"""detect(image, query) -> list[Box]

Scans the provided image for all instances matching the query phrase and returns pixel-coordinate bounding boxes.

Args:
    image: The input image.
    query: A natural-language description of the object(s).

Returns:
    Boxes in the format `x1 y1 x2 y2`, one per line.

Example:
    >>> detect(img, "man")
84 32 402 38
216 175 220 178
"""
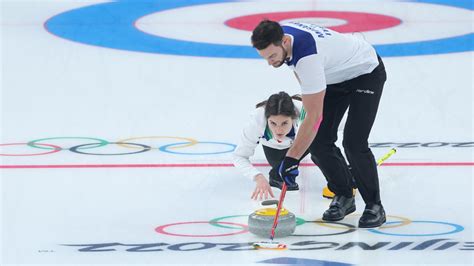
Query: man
251 20 387 228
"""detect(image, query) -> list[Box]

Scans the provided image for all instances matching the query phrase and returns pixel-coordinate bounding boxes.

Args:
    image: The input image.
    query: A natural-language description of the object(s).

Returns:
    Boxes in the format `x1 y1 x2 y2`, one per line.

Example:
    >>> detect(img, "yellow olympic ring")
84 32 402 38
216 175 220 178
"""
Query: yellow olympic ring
314 214 412 229
116 136 198 150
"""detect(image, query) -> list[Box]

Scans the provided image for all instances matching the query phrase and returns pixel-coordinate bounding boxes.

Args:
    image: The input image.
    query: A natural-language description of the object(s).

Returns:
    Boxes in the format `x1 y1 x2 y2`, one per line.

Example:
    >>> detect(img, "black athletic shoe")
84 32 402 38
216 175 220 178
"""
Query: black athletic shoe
269 175 299 191
322 195 356 221
358 203 386 228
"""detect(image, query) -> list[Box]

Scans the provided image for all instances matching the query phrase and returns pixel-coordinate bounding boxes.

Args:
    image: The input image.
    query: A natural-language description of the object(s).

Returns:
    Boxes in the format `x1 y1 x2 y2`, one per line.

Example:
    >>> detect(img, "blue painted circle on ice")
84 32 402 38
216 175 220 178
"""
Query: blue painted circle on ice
44 0 473 57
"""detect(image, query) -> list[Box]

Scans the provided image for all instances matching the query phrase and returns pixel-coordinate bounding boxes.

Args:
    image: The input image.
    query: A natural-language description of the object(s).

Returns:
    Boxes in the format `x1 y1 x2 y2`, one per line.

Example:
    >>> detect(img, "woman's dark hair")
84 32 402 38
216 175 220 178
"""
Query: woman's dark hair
251 19 284 50
256 91 302 119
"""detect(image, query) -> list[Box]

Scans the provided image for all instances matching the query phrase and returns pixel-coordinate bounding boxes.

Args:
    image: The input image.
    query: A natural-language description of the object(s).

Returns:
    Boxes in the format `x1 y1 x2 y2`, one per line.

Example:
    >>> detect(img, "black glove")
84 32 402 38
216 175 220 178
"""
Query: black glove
278 156 300 189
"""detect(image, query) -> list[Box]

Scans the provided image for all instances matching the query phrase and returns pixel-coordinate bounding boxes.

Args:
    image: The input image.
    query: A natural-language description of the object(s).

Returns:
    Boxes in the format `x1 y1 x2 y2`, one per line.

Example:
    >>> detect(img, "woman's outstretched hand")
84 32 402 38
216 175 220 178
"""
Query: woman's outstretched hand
251 174 275 200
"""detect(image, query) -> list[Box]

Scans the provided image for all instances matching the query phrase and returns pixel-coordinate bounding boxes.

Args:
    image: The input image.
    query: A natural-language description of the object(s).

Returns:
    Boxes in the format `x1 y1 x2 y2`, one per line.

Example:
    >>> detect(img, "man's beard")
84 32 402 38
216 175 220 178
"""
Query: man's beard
273 45 289 68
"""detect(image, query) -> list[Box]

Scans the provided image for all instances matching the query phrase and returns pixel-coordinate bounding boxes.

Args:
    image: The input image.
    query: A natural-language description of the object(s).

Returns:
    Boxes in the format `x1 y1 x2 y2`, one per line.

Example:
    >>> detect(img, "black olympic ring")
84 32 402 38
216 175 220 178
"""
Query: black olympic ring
292 220 356 237
69 142 151 155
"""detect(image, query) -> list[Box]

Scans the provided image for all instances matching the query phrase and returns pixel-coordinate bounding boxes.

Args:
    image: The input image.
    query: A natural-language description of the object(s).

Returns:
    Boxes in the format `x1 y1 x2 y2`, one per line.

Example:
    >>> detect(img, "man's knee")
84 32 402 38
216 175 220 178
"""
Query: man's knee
342 139 369 156
310 142 334 158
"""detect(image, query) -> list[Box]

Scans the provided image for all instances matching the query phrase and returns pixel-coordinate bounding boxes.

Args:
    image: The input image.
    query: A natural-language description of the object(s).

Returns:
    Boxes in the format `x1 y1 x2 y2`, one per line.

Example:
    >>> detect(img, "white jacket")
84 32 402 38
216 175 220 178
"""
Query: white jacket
232 100 305 180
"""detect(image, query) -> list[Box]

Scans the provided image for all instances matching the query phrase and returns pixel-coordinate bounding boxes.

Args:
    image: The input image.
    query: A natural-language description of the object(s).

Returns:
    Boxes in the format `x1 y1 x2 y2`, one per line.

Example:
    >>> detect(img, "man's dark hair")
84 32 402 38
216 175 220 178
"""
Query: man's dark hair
251 19 284 50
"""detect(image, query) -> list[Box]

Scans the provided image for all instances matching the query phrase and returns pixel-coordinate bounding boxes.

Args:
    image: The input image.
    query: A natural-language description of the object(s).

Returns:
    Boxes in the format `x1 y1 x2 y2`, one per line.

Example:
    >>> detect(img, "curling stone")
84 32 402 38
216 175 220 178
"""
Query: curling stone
248 200 296 238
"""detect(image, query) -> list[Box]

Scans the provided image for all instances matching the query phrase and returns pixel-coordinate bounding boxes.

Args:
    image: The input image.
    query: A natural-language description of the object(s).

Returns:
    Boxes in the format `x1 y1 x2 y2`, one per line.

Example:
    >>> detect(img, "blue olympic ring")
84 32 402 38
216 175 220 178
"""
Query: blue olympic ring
44 0 474 58
159 141 236 155
368 220 464 237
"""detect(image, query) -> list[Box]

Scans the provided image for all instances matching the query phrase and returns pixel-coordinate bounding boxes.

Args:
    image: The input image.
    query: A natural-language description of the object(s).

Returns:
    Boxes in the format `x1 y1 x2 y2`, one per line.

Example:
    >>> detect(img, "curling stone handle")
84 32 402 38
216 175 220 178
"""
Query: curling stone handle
261 199 279 206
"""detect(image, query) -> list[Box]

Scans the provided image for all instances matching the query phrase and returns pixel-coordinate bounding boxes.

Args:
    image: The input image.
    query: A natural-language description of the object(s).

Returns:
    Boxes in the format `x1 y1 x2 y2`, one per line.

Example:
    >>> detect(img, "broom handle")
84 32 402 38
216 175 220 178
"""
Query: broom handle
270 182 287 240
377 148 397 166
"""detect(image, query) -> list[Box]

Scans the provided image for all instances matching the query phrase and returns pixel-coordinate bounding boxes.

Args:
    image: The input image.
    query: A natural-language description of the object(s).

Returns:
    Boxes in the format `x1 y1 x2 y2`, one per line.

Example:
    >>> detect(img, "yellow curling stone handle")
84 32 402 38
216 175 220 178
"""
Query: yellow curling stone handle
255 207 289 216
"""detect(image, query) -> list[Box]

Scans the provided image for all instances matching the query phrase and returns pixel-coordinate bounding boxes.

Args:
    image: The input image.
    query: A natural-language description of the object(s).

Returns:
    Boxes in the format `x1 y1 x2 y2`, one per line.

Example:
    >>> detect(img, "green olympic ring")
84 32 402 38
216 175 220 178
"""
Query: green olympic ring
209 215 306 230
27 137 109 150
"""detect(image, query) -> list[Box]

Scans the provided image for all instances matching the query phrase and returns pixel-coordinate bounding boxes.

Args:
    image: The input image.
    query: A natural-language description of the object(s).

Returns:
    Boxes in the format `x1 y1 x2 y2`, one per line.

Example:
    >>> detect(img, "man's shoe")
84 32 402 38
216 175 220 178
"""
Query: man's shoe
269 176 299 191
322 195 356 221
358 203 386 228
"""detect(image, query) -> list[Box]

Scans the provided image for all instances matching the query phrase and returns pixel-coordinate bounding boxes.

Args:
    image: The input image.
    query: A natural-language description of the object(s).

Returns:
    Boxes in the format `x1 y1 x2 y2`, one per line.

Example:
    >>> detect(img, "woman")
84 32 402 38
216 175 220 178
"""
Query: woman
232 91 310 200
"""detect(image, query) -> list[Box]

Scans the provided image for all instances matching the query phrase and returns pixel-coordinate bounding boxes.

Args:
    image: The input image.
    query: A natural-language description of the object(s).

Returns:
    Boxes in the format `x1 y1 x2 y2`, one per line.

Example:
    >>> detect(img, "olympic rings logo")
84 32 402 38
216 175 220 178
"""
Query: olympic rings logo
0 136 236 156
155 214 464 238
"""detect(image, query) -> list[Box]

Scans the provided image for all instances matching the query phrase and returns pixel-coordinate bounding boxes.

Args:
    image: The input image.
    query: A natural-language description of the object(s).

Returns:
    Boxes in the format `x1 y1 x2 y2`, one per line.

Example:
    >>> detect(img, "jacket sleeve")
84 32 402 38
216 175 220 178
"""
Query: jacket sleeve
232 108 266 181
295 53 327 94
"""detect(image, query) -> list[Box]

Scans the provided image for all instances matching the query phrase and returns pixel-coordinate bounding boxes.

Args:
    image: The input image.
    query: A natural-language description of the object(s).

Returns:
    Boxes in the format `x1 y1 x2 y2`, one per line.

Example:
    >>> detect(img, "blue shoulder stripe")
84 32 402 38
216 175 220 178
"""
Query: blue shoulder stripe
282 25 317 66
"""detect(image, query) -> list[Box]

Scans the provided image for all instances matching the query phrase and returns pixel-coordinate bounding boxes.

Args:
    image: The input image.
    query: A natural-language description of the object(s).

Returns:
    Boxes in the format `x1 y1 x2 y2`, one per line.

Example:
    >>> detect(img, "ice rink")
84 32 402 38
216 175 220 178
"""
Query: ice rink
1 0 473 265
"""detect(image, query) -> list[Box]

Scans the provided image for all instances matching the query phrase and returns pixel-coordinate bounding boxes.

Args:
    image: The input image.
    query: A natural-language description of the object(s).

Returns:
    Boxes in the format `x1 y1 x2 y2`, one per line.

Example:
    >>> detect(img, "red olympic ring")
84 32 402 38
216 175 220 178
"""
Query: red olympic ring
155 221 248 237
225 11 401 33
0 143 61 156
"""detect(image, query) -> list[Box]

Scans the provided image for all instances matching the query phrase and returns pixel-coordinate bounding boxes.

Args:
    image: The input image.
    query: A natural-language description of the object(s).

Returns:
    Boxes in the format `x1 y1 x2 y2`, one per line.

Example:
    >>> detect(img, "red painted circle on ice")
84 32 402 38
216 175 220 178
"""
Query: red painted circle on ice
225 11 401 33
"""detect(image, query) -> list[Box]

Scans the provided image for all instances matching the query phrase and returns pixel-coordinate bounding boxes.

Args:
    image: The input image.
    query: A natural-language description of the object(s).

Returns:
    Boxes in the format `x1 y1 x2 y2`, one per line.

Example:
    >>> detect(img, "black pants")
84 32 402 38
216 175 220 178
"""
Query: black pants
310 56 386 204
